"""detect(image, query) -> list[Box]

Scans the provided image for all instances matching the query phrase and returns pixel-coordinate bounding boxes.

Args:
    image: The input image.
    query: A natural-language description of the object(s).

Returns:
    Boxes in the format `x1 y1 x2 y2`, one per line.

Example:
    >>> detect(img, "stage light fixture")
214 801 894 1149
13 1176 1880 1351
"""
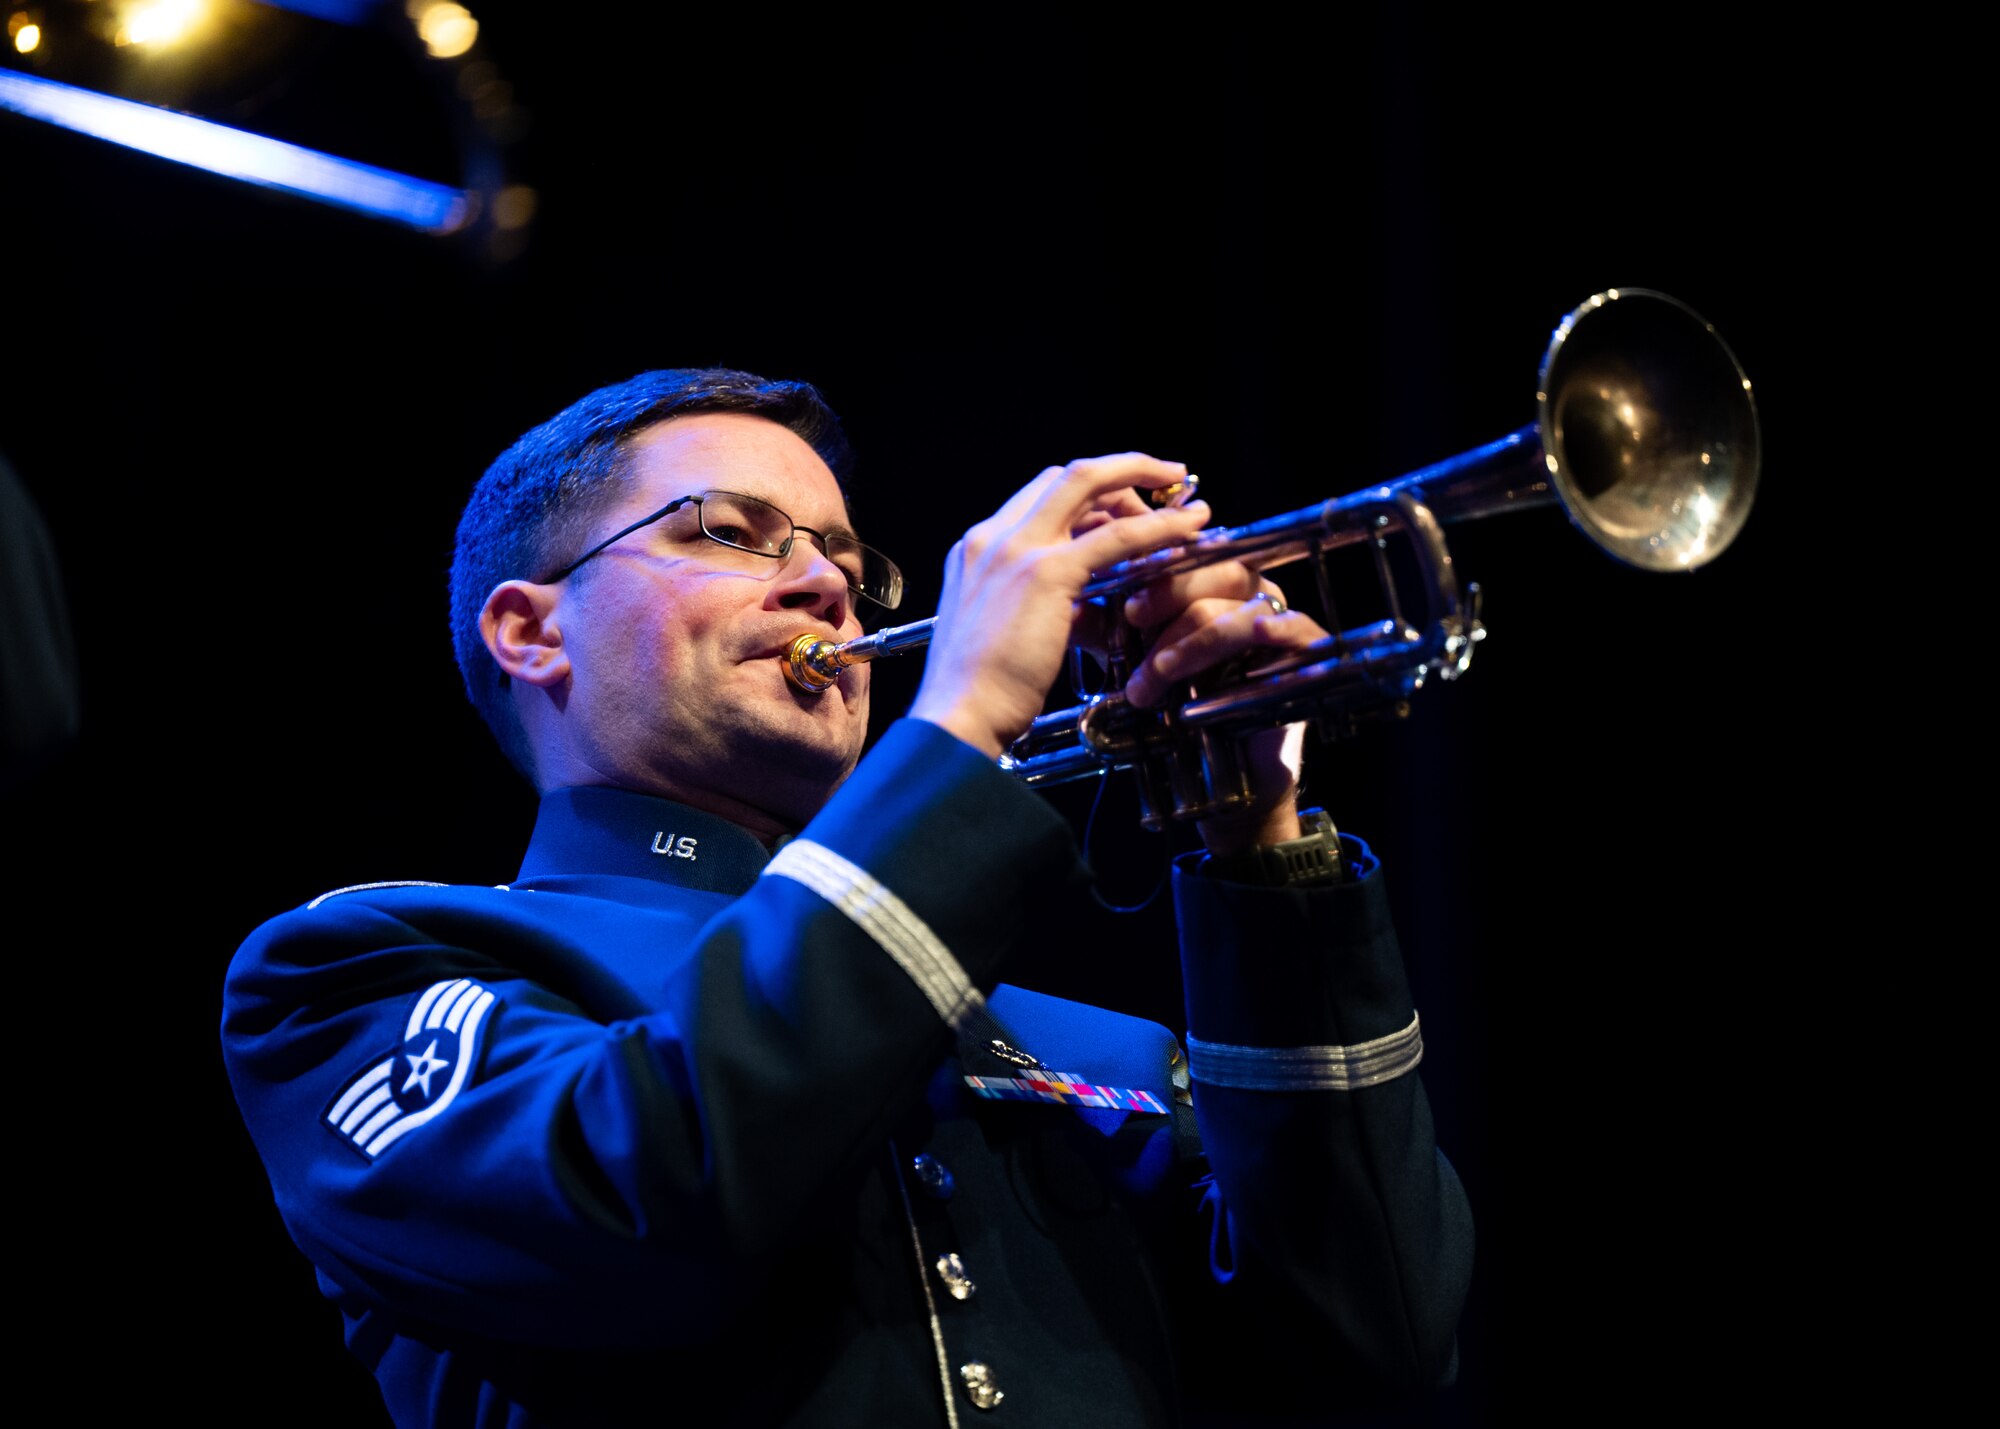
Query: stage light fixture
0 66 470 230
2 0 528 255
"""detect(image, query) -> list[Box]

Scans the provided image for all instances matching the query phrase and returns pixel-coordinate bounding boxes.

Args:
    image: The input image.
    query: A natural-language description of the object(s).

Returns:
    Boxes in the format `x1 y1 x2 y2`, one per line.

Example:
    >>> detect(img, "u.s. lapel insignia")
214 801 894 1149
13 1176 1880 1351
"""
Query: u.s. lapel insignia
324 978 498 1159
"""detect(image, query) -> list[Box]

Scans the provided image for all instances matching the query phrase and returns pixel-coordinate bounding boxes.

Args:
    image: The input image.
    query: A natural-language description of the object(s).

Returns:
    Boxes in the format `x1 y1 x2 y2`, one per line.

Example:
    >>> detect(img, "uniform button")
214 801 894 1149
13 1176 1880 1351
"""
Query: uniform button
911 1153 955 1200
934 1252 976 1301
959 1361 1004 1410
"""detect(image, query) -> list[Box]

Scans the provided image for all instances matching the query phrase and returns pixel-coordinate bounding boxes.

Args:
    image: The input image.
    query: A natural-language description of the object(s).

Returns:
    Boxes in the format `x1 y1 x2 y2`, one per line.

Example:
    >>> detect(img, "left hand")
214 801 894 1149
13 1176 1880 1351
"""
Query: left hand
1120 561 1329 857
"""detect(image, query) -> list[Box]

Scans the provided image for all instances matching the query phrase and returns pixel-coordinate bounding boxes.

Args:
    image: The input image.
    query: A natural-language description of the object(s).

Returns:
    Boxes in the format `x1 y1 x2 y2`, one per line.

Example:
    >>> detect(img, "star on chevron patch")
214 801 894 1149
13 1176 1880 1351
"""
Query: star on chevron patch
324 978 498 1160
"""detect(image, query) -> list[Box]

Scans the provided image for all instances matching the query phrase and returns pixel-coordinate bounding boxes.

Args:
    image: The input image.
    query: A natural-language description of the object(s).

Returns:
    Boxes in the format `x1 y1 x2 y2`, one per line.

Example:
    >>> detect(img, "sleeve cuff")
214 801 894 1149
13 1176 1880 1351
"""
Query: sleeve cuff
1185 1012 1423 1092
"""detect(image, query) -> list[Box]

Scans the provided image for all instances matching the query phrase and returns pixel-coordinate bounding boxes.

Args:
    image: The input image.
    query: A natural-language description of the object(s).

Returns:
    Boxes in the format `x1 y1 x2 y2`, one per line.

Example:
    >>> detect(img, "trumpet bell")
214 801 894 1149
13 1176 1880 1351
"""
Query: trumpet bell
1540 288 1759 572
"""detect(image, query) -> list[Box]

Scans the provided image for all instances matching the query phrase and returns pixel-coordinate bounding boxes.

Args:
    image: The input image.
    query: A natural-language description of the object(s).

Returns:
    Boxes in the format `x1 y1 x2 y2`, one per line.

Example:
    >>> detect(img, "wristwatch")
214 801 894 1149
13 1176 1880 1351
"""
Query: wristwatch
1200 807 1347 887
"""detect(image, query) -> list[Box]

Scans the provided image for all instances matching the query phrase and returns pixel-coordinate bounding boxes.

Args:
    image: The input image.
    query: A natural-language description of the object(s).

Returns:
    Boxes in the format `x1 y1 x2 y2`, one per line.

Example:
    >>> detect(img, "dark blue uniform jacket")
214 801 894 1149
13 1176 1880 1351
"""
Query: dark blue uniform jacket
222 719 1472 1426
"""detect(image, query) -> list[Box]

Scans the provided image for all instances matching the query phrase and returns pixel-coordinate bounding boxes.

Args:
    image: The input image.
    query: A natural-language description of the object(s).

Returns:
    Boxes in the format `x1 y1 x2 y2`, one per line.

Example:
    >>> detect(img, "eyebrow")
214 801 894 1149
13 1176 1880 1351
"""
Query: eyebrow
804 518 860 543
731 492 855 544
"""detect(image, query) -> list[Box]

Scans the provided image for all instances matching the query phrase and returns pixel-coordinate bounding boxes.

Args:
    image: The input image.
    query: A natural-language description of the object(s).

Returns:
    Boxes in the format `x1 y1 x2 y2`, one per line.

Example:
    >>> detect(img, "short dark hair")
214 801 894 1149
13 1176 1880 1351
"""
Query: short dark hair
449 367 855 781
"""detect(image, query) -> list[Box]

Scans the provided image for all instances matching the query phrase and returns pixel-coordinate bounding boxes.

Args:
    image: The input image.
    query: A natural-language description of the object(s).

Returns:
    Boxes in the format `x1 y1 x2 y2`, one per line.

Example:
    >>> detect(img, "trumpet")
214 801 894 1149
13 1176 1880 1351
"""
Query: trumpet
786 288 1760 828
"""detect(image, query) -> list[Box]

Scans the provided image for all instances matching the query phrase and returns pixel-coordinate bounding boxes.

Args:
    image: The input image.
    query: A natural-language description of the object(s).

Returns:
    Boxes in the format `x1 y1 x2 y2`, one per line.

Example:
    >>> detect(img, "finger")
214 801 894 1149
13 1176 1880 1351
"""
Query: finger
1145 593 1314 661
1019 453 1189 540
1122 561 1267 629
1070 483 1160 540
1064 499 1212 582
1126 596 1324 708
1092 484 1156 519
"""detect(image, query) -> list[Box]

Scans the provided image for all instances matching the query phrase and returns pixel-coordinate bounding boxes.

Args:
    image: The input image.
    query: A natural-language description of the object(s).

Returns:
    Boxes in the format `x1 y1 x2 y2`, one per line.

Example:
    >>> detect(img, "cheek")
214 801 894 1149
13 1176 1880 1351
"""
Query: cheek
609 580 728 667
574 600 707 707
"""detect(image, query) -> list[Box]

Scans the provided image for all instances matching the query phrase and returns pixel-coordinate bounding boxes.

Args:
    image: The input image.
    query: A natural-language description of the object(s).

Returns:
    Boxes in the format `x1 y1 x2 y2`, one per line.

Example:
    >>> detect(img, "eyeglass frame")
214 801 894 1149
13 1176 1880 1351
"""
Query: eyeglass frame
533 488 903 610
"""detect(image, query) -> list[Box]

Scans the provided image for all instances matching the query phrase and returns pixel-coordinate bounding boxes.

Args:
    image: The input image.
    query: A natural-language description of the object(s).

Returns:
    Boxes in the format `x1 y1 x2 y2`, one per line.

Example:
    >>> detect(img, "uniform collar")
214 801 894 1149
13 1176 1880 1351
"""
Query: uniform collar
516 785 776 895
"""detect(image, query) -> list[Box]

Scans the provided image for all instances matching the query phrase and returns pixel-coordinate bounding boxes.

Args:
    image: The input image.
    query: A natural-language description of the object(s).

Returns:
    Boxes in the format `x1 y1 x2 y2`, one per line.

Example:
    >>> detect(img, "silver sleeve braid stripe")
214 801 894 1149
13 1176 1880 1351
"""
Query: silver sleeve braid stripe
1186 1013 1422 1092
763 839 986 1030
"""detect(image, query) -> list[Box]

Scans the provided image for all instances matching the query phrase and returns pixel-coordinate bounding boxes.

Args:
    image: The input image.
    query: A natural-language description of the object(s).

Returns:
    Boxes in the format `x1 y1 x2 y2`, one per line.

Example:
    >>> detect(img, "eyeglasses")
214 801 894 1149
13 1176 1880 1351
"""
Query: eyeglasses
536 489 904 611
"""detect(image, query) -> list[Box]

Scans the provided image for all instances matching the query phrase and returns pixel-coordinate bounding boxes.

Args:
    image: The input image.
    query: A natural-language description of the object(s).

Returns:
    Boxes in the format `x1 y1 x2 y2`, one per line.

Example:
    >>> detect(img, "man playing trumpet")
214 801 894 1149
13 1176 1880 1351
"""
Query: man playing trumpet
222 367 1472 1426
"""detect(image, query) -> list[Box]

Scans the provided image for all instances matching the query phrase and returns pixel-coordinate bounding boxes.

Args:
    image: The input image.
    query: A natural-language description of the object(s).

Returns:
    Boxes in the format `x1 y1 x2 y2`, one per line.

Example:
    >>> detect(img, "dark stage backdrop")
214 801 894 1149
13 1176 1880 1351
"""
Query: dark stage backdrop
9 7 1834 1425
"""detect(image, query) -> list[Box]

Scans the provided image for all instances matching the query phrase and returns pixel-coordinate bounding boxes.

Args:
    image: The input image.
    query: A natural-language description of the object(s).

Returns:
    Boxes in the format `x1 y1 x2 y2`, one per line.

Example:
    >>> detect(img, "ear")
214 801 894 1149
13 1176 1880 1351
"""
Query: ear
479 580 571 689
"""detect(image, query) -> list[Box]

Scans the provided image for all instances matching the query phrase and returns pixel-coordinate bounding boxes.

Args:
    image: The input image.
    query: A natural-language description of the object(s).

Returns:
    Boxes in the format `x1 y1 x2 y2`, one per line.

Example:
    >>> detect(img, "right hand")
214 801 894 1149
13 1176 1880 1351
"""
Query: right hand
908 453 1210 758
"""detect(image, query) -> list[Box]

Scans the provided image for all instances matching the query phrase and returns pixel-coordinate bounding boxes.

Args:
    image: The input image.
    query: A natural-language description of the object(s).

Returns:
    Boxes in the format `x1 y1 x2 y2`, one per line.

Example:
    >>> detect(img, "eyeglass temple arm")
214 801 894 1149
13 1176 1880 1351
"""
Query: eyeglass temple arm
536 496 697 584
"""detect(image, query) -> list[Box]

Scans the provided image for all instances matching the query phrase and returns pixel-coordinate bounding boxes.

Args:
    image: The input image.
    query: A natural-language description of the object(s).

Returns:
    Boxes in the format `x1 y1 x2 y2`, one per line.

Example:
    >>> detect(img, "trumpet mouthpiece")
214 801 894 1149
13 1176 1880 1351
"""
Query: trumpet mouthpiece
785 633 841 694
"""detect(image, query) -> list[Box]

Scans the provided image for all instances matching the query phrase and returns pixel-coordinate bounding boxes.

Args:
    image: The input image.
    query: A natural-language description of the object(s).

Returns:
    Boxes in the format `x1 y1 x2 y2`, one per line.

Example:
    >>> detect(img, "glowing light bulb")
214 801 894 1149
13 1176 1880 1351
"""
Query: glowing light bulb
415 2 478 58
117 0 203 47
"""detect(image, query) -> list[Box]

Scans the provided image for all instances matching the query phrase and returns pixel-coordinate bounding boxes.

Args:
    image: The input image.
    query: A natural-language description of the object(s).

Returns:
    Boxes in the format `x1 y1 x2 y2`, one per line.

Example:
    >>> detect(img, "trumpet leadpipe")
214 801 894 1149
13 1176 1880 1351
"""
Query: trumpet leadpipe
785 618 939 692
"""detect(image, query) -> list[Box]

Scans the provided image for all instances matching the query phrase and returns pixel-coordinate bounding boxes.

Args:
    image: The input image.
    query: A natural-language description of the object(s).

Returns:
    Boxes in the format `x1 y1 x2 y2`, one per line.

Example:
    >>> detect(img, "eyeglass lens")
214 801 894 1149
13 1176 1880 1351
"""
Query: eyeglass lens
697 492 902 610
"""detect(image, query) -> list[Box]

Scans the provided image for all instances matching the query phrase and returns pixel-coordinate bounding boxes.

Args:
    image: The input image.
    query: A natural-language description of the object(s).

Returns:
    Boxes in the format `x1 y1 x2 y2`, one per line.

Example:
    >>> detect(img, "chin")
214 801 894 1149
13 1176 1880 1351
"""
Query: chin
751 695 868 781
774 662 868 748
669 665 864 816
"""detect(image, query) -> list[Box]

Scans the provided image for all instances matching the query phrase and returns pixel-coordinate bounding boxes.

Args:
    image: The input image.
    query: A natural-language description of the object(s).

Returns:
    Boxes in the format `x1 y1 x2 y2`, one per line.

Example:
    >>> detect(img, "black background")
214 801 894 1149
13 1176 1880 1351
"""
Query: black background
9 4 1846 1423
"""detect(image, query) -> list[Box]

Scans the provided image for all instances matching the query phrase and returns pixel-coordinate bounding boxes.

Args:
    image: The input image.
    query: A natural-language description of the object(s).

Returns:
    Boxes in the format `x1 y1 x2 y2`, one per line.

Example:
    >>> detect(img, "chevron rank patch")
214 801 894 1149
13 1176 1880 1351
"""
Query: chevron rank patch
324 978 497 1159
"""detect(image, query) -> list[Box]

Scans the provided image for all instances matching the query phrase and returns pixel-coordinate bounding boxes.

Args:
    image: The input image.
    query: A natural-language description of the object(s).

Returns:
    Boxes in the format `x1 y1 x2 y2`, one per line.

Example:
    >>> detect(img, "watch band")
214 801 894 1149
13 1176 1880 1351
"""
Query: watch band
1200 807 1347 887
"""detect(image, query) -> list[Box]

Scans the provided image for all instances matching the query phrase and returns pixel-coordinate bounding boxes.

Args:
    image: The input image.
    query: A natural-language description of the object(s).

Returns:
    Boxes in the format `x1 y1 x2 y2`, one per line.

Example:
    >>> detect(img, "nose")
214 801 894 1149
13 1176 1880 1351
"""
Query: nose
771 538 852 631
